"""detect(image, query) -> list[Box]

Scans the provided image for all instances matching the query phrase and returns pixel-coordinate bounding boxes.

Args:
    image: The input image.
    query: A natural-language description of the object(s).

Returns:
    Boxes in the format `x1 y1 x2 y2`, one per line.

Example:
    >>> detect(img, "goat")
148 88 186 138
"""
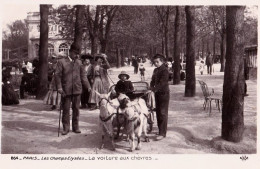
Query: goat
97 91 126 151
119 96 150 151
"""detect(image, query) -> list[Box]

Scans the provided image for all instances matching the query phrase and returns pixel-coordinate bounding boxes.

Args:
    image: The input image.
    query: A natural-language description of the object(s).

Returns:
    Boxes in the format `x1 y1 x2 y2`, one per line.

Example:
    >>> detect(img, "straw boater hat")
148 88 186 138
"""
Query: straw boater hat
118 71 130 79
95 53 107 61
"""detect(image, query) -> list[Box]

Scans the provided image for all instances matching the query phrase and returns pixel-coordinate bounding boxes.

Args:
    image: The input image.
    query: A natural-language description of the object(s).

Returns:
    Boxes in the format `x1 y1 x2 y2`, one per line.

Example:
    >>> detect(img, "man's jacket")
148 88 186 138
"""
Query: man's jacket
55 57 90 95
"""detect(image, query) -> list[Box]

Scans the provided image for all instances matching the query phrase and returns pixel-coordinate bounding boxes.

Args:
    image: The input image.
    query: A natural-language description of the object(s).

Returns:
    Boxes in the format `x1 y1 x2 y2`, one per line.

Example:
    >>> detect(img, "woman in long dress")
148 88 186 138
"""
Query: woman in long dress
89 54 110 110
43 54 61 110
2 68 19 105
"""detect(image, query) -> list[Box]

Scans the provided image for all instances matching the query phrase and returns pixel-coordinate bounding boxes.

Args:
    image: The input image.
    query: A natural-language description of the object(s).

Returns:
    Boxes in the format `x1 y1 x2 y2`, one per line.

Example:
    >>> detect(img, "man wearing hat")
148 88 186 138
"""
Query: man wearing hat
80 54 94 108
55 43 91 135
115 71 134 98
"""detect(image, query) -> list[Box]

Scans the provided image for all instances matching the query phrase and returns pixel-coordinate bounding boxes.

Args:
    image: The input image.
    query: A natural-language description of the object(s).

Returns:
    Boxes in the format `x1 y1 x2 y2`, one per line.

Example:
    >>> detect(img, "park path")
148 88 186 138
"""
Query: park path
1 61 257 154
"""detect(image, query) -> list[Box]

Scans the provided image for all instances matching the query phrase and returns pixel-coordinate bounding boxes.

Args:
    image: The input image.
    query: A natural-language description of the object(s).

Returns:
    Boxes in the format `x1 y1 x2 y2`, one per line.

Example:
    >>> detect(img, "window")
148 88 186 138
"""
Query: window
48 44 54 57
59 43 69 55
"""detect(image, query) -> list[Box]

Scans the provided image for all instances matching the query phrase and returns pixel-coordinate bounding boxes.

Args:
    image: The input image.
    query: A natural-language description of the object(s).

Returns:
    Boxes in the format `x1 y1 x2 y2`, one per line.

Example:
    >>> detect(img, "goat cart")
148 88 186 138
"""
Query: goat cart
109 81 155 133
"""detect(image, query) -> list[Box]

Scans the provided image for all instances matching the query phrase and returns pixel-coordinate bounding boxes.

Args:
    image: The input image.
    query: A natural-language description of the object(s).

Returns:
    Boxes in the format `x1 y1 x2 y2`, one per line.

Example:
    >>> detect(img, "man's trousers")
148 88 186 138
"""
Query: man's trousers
62 94 81 132
155 91 169 137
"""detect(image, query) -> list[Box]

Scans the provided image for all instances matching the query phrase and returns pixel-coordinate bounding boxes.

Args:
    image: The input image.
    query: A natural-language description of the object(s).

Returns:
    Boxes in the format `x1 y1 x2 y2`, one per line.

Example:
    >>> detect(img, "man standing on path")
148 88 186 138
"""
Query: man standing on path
132 56 139 74
55 43 91 135
206 52 213 75
150 54 170 141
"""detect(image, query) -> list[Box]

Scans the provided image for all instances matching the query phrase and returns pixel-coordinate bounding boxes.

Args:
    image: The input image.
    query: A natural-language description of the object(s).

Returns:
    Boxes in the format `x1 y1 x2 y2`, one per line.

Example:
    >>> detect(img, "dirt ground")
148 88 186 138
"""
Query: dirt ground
1 61 257 154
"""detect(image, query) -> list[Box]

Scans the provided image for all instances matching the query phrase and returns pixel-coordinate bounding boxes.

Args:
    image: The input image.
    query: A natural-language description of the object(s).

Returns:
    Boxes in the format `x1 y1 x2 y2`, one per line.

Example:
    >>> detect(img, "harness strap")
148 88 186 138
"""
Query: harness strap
98 98 111 106
99 113 116 122
116 107 120 125
143 113 149 119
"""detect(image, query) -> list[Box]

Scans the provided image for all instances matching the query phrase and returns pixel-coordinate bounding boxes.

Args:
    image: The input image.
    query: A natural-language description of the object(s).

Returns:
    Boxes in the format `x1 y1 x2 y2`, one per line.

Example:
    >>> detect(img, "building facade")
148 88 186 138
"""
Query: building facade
245 45 257 68
26 12 72 59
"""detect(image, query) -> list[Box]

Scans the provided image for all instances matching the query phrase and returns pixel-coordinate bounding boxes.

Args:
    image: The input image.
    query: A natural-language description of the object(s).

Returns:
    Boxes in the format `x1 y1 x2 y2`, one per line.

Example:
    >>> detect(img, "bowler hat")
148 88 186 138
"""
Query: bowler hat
70 43 80 54
118 71 130 79
81 54 93 60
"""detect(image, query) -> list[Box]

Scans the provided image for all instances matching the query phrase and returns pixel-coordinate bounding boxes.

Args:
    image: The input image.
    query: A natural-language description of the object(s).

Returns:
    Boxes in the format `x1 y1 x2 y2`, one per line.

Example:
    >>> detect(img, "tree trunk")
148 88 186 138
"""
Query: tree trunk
165 27 169 59
116 47 121 68
100 40 107 53
165 6 170 59
206 35 210 53
222 6 245 142
173 6 181 85
213 24 216 62
74 5 85 51
202 38 204 59
37 5 49 99
220 32 226 72
161 34 165 55
91 36 98 55
185 6 196 97
120 49 125 66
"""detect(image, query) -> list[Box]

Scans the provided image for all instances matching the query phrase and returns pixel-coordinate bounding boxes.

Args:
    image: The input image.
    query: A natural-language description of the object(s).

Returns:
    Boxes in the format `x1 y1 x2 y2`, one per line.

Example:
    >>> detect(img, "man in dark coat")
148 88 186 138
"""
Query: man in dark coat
55 43 91 135
132 57 139 74
150 54 169 140
206 52 214 75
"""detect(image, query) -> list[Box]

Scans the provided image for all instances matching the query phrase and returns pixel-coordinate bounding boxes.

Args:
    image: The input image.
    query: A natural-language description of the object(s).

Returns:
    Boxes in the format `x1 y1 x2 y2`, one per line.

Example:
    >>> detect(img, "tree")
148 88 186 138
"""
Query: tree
222 6 245 142
74 5 85 50
2 20 28 59
185 6 196 97
37 5 49 99
109 6 162 62
210 6 226 72
173 6 181 85
86 5 100 55
99 6 119 53
155 6 171 59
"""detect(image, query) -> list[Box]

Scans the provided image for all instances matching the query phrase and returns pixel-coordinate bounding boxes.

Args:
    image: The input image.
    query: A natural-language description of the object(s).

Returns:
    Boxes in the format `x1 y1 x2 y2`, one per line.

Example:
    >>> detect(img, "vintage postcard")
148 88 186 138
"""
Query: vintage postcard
0 0 259 168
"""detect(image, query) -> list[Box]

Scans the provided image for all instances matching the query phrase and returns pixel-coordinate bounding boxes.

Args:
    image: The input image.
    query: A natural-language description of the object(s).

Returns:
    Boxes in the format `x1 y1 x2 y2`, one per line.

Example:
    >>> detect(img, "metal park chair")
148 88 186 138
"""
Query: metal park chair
198 80 222 115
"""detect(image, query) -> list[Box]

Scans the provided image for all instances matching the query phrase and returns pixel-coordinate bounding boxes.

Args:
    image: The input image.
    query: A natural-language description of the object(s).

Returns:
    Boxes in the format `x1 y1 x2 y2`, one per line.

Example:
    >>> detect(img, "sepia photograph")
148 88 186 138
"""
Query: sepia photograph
1 1 258 157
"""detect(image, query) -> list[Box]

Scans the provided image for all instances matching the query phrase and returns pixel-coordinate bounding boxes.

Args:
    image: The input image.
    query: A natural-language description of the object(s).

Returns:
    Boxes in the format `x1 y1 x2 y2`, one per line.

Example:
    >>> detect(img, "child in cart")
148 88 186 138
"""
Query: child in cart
114 71 135 99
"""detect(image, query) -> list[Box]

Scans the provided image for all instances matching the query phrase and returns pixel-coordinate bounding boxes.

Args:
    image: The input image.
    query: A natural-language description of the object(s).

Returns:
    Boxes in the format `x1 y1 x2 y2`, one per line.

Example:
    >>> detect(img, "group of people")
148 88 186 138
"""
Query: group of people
46 43 170 140
2 43 171 141
43 43 113 135
44 46 111 112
